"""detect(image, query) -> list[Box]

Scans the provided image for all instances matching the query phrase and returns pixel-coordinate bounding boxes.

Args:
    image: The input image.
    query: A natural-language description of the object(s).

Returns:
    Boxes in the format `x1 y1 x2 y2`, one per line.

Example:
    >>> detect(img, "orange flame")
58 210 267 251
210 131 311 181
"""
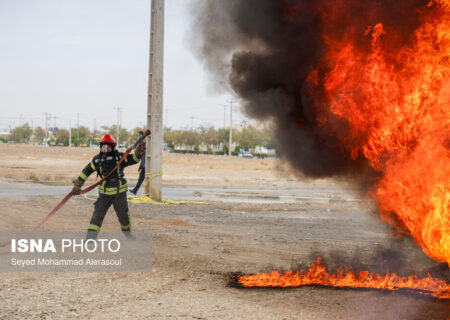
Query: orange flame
237 257 450 299
306 1 450 264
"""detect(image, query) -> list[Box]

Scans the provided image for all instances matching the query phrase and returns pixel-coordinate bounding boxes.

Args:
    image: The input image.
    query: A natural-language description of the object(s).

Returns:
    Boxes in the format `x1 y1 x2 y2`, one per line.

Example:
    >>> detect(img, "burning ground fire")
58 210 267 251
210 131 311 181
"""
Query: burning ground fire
235 257 450 299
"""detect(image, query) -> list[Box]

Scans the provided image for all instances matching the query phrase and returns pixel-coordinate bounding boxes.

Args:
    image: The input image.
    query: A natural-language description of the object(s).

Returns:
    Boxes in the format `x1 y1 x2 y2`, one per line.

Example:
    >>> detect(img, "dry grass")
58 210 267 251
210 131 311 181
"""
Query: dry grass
0 144 303 187
27 172 39 181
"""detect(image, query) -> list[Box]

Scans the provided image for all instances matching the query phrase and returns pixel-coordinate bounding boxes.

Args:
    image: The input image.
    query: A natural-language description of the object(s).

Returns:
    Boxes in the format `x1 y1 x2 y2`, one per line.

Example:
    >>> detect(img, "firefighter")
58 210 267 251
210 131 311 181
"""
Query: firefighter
71 134 146 239
129 149 146 195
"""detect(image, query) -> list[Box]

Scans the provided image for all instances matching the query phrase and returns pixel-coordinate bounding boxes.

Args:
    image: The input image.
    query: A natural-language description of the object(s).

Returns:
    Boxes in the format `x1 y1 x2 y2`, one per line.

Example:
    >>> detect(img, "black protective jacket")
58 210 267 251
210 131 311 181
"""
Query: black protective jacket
78 150 140 195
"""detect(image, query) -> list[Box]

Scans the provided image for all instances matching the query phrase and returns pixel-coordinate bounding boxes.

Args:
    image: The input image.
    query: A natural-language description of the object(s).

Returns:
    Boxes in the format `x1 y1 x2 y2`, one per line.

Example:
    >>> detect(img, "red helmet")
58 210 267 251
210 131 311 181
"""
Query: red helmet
100 134 116 147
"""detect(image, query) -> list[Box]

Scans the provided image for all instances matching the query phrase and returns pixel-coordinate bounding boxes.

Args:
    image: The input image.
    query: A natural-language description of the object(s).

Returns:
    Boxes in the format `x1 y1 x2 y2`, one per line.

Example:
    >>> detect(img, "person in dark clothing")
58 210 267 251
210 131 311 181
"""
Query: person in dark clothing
71 134 145 239
129 151 146 195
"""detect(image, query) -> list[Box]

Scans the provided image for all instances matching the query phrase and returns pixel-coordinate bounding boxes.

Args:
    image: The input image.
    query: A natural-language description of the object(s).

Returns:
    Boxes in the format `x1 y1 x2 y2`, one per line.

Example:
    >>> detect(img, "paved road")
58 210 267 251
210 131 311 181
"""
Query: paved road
0 178 362 203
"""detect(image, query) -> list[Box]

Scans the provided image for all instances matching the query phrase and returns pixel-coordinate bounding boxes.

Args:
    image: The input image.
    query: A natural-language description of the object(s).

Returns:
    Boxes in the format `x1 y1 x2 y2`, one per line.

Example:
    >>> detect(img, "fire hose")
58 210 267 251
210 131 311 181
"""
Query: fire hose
0 130 151 248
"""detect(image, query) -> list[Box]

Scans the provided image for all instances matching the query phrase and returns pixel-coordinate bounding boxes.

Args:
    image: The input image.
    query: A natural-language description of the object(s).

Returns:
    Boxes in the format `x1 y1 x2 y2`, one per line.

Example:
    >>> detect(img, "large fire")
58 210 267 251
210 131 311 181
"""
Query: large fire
306 0 450 264
237 257 450 299
237 0 449 296
192 0 449 296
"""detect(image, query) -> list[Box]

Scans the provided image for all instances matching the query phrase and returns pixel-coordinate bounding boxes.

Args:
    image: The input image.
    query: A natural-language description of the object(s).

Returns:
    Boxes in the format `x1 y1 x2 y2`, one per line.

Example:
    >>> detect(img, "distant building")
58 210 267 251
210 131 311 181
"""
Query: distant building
0 129 10 136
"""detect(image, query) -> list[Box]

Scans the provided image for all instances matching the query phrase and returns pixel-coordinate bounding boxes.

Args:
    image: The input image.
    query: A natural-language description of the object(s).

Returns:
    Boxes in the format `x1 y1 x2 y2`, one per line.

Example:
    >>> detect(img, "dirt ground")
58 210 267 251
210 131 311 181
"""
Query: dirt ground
0 144 306 187
0 145 448 319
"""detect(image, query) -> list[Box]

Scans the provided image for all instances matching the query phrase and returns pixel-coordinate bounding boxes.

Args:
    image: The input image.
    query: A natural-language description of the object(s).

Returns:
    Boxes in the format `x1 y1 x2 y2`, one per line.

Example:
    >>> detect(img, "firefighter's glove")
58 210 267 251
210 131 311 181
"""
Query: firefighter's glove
135 141 146 159
72 178 84 195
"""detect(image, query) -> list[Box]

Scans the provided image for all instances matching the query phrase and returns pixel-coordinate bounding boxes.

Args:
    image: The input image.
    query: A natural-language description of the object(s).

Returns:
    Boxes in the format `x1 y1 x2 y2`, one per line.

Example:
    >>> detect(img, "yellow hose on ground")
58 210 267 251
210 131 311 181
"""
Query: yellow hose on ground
83 172 208 205
83 193 208 205
127 194 208 205
144 171 162 187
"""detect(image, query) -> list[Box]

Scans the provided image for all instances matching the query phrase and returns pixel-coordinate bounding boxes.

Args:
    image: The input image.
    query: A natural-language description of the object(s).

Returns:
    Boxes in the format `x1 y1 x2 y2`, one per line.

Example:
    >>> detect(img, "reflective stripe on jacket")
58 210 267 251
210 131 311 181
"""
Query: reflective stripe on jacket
78 151 140 195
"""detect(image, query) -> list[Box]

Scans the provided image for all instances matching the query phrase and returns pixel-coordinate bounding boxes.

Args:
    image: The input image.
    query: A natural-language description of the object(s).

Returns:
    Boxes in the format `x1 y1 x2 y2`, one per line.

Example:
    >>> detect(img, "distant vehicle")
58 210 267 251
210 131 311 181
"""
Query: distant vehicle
118 144 126 150
238 150 254 158
91 144 99 149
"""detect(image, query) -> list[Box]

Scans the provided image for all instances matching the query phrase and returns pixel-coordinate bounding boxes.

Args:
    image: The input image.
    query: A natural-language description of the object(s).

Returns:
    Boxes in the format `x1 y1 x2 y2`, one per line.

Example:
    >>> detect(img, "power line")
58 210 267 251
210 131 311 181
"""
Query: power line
114 107 123 146
44 113 51 146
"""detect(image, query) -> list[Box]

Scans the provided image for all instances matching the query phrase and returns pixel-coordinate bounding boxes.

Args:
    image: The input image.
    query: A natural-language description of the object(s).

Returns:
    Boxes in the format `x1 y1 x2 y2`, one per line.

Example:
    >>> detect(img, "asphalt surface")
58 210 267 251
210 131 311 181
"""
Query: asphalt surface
0 178 362 204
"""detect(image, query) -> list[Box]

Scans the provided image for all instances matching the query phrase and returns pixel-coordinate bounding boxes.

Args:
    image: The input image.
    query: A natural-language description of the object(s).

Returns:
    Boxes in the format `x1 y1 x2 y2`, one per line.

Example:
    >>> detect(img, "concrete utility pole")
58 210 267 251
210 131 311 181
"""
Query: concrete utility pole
69 121 72 147
77 113 80 140
228 100 233 157
44 113 51 146
145 0 165 201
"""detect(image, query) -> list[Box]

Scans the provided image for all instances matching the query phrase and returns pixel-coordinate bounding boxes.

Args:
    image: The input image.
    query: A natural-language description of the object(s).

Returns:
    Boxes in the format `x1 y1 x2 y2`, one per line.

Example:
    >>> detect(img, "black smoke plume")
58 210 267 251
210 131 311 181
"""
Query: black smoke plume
190 0 430 177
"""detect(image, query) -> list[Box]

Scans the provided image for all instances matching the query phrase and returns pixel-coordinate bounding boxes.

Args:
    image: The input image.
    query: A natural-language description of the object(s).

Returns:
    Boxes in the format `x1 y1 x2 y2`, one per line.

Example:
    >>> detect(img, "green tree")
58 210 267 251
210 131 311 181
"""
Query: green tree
162 125 275 153
236 125 261 150
71 126 91 146
182 130 201 150
164 128 175 148
91 129 103 144
171 130 184 147
202 127 221 146
33 126 46 144
130 126 147 145
54 128 70 146
216 128 229 145
79 126 90 139
118 127 129 146
10 124 33 143
261 126 276 149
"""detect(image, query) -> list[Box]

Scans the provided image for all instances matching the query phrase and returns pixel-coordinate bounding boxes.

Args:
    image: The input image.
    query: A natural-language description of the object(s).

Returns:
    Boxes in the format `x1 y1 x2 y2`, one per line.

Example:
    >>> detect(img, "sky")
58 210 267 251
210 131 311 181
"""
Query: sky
0 0 250 131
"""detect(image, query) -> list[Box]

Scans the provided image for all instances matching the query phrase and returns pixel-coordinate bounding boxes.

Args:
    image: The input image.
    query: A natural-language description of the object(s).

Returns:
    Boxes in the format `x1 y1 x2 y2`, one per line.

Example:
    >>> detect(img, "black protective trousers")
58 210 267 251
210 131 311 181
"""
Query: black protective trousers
131 169 146 194
86 192 131 239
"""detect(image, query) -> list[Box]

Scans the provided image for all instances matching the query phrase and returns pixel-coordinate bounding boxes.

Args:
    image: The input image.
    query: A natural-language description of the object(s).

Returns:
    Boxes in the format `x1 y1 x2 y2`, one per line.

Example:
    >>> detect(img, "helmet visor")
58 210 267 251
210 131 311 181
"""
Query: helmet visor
100 144 113 153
